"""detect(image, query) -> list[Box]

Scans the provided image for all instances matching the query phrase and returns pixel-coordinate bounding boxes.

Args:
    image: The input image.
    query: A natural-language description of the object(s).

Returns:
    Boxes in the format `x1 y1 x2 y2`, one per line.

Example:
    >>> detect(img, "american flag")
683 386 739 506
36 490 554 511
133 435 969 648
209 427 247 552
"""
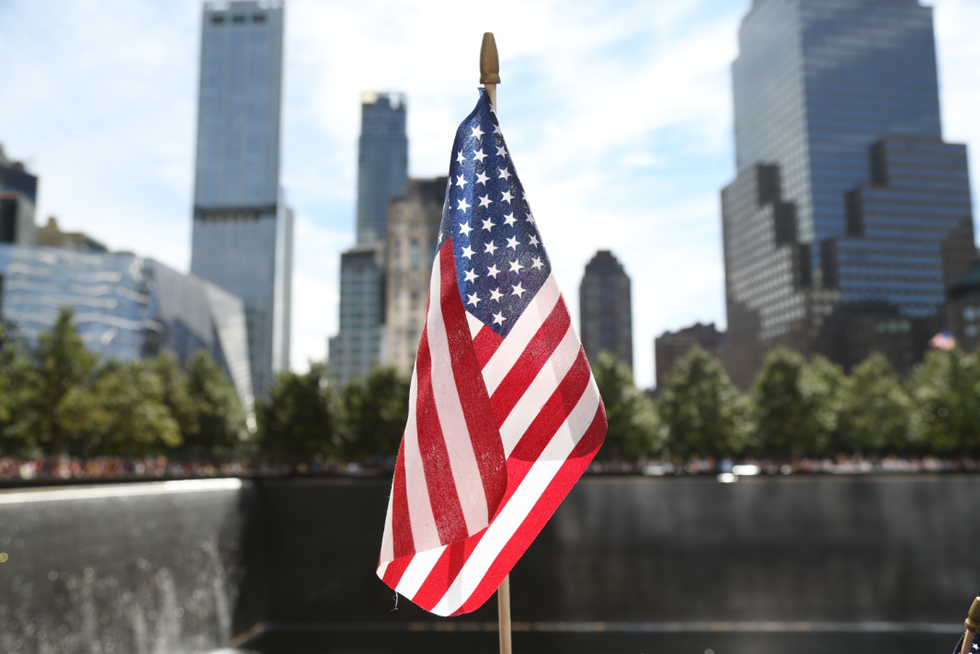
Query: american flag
929 331 956 351
377 89 606 616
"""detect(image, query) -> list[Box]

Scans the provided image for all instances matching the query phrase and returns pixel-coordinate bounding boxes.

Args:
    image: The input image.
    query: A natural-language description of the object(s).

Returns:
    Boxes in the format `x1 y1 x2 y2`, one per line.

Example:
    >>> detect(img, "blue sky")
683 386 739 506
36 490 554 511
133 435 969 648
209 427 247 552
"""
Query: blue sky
1 0 977 389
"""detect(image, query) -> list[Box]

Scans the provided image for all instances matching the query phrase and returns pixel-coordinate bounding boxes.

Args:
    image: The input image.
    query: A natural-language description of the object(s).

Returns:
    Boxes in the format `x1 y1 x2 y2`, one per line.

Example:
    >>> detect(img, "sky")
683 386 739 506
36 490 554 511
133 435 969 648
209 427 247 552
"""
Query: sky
0 0 977 390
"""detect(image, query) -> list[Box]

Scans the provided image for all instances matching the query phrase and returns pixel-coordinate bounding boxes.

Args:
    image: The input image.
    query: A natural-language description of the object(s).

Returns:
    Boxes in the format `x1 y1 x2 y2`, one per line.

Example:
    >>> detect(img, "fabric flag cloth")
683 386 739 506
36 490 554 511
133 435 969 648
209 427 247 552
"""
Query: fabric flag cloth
376 89 607 616
952 631 980 654
929 331 956 350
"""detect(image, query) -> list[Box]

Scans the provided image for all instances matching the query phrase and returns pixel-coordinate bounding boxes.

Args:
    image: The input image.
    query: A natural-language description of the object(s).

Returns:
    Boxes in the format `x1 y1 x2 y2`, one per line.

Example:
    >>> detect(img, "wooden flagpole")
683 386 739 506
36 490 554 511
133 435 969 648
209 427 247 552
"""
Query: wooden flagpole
961 597 980 654
481 33 510 654
497 574 512 654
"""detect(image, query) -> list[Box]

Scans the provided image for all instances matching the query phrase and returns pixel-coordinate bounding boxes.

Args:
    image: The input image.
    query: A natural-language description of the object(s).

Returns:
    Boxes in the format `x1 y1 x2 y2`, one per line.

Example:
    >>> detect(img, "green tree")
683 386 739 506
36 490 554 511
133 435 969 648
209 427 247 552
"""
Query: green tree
591 351 659 462
908 347 980 454
753 347 808 458
151 353 198 442
82 359 181 455
18 308 99 455
180 351 247 458
258 362 339 460
0 324 14 428
338 365 410 461
0 324 30 450
837 353 911 454
656 345 750 458
753 349 846 458
800 355 846 456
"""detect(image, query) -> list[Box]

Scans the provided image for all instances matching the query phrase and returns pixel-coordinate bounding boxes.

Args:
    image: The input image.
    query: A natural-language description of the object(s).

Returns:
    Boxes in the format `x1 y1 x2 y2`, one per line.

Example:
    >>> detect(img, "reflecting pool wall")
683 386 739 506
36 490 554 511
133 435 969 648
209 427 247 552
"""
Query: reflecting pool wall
1 475 978 653
0 479 248 654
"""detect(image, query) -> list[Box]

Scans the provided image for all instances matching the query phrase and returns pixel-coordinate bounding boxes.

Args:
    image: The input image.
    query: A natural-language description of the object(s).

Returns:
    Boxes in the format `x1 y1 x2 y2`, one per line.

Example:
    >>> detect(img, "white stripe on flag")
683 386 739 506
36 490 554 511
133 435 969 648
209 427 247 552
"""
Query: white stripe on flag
430 376 602 616
466 312 484 339
396 543 447 599
498 322 582 457
379 479 396 564
482 274 561 395
403 370 441 553
425 251 489 534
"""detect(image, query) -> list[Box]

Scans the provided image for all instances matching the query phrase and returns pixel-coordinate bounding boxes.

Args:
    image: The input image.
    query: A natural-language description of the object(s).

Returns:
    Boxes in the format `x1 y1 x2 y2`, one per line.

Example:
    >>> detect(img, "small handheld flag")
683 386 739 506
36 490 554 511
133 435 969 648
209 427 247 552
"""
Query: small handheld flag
930 331 956 351
376 85 607 616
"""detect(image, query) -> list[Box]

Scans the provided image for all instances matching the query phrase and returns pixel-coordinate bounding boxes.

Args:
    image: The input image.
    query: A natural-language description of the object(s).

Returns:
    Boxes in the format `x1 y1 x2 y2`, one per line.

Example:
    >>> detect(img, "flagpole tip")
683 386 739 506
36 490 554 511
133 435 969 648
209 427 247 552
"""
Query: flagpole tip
480 33 500 84
966 597 980 632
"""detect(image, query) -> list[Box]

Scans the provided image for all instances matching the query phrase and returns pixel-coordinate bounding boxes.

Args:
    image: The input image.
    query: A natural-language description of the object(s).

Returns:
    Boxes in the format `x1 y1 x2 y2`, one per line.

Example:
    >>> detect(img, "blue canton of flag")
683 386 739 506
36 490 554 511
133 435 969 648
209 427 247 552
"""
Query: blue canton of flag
440 89 551 338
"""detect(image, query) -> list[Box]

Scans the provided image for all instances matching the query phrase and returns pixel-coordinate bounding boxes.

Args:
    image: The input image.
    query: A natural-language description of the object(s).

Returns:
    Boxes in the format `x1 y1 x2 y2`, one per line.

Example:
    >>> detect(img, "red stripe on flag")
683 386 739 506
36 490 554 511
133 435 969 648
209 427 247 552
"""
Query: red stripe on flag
391 437 414 559
414 322 469 545
381 553 413 589
411 528 487 611
437 243 507 520
489 298 571 426
473 325 503 369
504 348 593 491
452 405 607 616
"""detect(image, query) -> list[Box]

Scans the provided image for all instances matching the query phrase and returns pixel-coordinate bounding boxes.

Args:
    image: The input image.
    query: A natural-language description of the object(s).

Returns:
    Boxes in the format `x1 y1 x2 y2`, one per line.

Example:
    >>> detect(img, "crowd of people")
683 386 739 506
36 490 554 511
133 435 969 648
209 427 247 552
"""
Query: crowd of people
2 453 978 483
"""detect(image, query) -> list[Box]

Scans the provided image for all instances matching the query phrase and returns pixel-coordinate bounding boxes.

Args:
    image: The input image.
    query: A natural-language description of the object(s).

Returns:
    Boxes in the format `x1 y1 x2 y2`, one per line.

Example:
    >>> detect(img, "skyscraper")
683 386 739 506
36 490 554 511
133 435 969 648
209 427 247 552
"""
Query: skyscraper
0 244 254 408
0 147 38 247
655 322 725 390
328 92 408 384
327 243 384 383
721 0 974 387
356 93 408 246
190 0 292 400
383 177 446 376
580 250 633 370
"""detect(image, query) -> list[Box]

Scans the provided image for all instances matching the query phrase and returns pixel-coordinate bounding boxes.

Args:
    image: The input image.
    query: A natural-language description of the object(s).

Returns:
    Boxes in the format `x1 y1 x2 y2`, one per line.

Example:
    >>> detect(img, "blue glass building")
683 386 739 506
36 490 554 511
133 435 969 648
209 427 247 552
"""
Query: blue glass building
355 93 408 246
191 0 293 400
0 244 254 408
721 0 974 386
327 244 385 384
328 93 408 384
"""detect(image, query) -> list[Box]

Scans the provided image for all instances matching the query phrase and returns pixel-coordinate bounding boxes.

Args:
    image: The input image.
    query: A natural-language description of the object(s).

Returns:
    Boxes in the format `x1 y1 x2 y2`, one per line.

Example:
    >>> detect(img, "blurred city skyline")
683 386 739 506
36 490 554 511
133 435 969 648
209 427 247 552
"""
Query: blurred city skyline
0 0 976 389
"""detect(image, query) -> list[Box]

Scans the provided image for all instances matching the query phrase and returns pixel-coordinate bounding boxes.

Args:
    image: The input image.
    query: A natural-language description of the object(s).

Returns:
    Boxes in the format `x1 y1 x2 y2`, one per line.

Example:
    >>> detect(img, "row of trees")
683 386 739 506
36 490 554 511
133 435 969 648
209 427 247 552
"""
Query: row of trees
5 308 980 463
594 345 980 461
0 308 409 463
0 310 245 458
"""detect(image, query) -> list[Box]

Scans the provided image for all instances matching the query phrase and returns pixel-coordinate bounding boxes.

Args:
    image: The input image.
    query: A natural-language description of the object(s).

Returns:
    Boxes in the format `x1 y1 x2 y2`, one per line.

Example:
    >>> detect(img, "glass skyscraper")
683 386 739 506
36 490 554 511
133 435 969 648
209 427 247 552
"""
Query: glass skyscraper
721 0 974 387
328 92 408 384
0 244 253 408
190 0 292 400
327 244 385 383
355 93 408 246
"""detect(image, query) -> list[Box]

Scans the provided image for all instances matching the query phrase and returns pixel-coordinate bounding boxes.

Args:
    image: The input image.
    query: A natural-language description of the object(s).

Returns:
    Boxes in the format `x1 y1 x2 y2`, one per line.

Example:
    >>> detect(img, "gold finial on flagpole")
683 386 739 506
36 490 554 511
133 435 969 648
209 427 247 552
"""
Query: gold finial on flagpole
480 32 500 112
961 597 980 654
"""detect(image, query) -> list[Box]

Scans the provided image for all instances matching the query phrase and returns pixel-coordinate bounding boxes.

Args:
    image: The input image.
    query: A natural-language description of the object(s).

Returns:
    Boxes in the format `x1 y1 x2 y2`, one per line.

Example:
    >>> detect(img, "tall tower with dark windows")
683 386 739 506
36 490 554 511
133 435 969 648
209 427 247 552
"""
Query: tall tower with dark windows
356 93 408 246
328 92 408 384
580 250 633 370
190 0 293 400
721 0 974 387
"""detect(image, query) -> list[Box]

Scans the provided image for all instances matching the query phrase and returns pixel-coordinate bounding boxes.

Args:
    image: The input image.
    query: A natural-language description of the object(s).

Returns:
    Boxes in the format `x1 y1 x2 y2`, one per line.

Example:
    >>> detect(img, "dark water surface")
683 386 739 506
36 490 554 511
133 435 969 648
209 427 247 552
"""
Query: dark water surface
1 475 977 653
